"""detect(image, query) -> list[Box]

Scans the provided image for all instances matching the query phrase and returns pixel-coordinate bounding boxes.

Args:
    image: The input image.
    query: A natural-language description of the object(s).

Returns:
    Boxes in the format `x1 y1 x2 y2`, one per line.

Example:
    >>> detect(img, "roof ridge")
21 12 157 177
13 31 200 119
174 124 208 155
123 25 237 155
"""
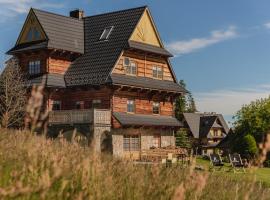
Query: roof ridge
31 7 83 22
84 5 147 19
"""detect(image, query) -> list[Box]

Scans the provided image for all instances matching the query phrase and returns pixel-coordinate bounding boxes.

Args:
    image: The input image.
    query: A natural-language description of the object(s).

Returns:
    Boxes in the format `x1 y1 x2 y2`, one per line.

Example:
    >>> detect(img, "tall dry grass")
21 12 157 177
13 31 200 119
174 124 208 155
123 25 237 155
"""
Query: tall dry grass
0 86 270 200
0 130 269 200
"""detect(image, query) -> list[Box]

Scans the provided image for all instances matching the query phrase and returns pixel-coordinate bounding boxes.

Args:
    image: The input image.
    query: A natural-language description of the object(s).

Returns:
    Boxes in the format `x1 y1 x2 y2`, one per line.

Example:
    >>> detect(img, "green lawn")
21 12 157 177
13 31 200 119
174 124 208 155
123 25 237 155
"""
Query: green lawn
196 157 270 187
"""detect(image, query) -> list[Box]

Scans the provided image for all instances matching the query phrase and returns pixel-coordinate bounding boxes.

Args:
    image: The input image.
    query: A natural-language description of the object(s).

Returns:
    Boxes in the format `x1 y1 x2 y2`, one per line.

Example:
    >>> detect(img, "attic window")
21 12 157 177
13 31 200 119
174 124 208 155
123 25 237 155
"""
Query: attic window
99 26 113 40
26 27 41 42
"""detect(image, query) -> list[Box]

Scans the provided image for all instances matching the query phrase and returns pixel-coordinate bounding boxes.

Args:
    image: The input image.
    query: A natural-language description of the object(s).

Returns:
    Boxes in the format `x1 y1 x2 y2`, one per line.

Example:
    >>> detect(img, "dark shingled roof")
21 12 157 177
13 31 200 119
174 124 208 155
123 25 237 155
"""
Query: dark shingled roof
33 8 84 53
128 40 173 57
7 6 183 90
110 74 185 93
7 41 48 54
27 73 65 88
183 113 229 139
65 6 147 86
113 112 183 127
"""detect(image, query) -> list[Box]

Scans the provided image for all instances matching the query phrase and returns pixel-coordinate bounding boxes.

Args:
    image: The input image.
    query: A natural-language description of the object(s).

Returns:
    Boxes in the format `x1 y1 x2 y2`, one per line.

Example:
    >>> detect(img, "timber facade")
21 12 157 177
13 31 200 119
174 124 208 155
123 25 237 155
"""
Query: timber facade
7 6 185 159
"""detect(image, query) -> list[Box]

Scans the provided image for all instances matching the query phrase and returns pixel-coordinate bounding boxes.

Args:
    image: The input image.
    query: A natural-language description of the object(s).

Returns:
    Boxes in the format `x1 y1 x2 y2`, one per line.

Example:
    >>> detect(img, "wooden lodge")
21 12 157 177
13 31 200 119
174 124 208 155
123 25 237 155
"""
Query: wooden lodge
182 113 230 155
7 6 186 159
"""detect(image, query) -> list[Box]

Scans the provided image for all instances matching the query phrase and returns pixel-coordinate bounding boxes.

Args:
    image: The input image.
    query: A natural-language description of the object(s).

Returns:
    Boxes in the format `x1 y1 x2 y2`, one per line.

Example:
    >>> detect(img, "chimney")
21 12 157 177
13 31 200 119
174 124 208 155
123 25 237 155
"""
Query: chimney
70 9 84 19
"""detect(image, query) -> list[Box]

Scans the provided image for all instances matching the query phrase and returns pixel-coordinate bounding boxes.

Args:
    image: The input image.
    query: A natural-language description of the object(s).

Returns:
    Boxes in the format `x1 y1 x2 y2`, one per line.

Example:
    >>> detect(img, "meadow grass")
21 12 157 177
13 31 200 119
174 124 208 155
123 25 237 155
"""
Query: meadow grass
0 130 270 200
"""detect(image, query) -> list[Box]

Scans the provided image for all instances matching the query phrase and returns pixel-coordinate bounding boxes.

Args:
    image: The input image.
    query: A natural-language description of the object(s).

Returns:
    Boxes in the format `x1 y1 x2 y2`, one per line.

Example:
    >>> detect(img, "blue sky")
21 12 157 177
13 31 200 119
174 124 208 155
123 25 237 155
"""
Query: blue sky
1 0 270 124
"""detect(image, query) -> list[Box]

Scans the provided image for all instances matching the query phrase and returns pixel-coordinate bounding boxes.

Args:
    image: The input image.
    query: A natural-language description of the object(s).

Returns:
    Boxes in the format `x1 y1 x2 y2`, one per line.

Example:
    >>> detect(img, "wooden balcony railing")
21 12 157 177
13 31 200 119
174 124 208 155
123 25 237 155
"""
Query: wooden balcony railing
48 109 111 125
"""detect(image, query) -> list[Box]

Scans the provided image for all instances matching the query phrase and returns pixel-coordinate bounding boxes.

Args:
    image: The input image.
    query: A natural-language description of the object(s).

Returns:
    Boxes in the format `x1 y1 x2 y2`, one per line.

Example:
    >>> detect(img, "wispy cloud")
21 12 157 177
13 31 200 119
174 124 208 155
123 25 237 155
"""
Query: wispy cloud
195 84 270 117
0 0 64 23
167 26 238 56
264 22 270 29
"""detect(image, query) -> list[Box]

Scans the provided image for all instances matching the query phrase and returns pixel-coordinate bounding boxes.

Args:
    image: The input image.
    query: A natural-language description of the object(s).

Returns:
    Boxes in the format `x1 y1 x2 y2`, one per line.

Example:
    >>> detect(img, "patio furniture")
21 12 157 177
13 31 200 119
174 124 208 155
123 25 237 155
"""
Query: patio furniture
229 153 246 173
209 153 224 171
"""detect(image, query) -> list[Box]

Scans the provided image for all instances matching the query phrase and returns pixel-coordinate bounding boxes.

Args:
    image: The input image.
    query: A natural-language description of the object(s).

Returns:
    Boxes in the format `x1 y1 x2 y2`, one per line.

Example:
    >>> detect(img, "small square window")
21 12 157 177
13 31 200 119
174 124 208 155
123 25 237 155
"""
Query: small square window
99 26 113 40
75 101 84 110
92 99 101 109
153 66 163 79
127 99 135 113
124 58 137 76
29 60 41 75
52 100 61 111
153 102 160 114
123 135 140 151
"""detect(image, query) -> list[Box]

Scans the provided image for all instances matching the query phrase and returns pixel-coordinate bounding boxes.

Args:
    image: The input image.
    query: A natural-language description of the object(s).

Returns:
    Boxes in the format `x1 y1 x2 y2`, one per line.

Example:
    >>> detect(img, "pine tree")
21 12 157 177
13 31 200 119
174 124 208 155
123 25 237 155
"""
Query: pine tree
175 129 191 149
175 80 187 120
174 80 197 120
186 93 197 113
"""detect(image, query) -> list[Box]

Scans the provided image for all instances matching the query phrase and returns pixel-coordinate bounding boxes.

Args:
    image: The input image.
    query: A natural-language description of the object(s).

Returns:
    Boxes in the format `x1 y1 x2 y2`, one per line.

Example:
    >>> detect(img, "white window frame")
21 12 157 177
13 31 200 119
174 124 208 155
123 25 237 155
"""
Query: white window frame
152 66 163 79
124 58 137 76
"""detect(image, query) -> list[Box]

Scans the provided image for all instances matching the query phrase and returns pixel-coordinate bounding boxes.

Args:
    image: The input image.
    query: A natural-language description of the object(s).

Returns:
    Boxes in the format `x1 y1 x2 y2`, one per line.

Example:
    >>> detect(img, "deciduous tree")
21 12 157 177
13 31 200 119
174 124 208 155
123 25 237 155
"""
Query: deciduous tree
0 57 27 128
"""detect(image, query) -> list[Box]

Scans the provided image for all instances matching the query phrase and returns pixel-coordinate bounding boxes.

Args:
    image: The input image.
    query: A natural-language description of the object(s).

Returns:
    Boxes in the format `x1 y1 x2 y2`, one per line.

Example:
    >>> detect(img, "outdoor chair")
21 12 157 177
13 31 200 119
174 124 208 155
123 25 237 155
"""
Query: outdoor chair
209 153 224 171
229 153 246 173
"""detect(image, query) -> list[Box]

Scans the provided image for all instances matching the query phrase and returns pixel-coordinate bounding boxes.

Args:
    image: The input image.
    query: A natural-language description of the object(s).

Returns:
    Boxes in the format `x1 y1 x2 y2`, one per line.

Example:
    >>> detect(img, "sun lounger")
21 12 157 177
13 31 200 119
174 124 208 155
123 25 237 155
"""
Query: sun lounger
209 153 224 171
229 153 246 173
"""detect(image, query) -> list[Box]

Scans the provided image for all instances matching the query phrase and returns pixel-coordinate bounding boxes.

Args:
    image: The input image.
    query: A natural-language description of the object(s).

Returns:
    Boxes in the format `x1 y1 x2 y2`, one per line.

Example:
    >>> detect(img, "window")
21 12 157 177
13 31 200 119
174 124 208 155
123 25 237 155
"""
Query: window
124 58 137 75
123 135 140 151
152 134 161 148
28 60 41 75
152 102 160 114
99 26 113 40
75 101 84 110
127 99 135 113
26 28 33 41
26 27 41 42
213 130 218 137
52 101 61 111
92 99 101 109
153 66 163 79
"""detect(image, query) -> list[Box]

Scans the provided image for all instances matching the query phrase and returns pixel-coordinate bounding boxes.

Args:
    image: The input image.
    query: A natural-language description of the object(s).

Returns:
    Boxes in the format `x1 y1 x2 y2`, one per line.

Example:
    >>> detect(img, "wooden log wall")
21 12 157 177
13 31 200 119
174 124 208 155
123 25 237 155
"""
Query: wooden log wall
47 87 112 111
112 50 174 81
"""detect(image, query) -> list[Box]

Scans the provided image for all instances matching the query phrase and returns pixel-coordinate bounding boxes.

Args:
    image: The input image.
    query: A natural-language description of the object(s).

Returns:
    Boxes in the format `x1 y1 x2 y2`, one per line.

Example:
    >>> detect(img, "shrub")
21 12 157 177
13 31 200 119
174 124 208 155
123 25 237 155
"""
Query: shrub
236 134 258 159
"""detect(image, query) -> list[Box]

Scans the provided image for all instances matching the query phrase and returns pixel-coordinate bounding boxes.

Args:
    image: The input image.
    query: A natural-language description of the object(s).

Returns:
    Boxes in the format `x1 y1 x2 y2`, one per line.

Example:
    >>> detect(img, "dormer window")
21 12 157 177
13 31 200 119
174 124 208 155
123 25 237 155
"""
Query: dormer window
99 26 113 40
29 60 41 75
124 58 137 76
153 66 163 79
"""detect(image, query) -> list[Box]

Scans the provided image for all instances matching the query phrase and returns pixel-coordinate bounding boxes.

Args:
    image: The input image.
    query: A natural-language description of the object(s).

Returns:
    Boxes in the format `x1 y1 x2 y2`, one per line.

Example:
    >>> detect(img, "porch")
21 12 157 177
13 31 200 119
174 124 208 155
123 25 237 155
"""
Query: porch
48 109 111 125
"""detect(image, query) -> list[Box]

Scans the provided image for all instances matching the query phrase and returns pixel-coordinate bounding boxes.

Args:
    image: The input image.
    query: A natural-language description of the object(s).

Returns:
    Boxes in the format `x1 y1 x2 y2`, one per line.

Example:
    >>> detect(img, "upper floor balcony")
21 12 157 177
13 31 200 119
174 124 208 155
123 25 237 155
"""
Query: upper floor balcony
48 109 111 126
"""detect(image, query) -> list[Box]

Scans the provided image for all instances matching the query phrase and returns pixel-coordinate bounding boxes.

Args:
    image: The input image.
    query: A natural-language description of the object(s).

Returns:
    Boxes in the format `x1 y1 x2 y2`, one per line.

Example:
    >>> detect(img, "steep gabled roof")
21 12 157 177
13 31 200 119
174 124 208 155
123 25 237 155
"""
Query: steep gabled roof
183 113 229 139
8 8 84 54
183 113 201 138
32 8 84 53
7 6 182 88
65 6 147 86
199 116 217 138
